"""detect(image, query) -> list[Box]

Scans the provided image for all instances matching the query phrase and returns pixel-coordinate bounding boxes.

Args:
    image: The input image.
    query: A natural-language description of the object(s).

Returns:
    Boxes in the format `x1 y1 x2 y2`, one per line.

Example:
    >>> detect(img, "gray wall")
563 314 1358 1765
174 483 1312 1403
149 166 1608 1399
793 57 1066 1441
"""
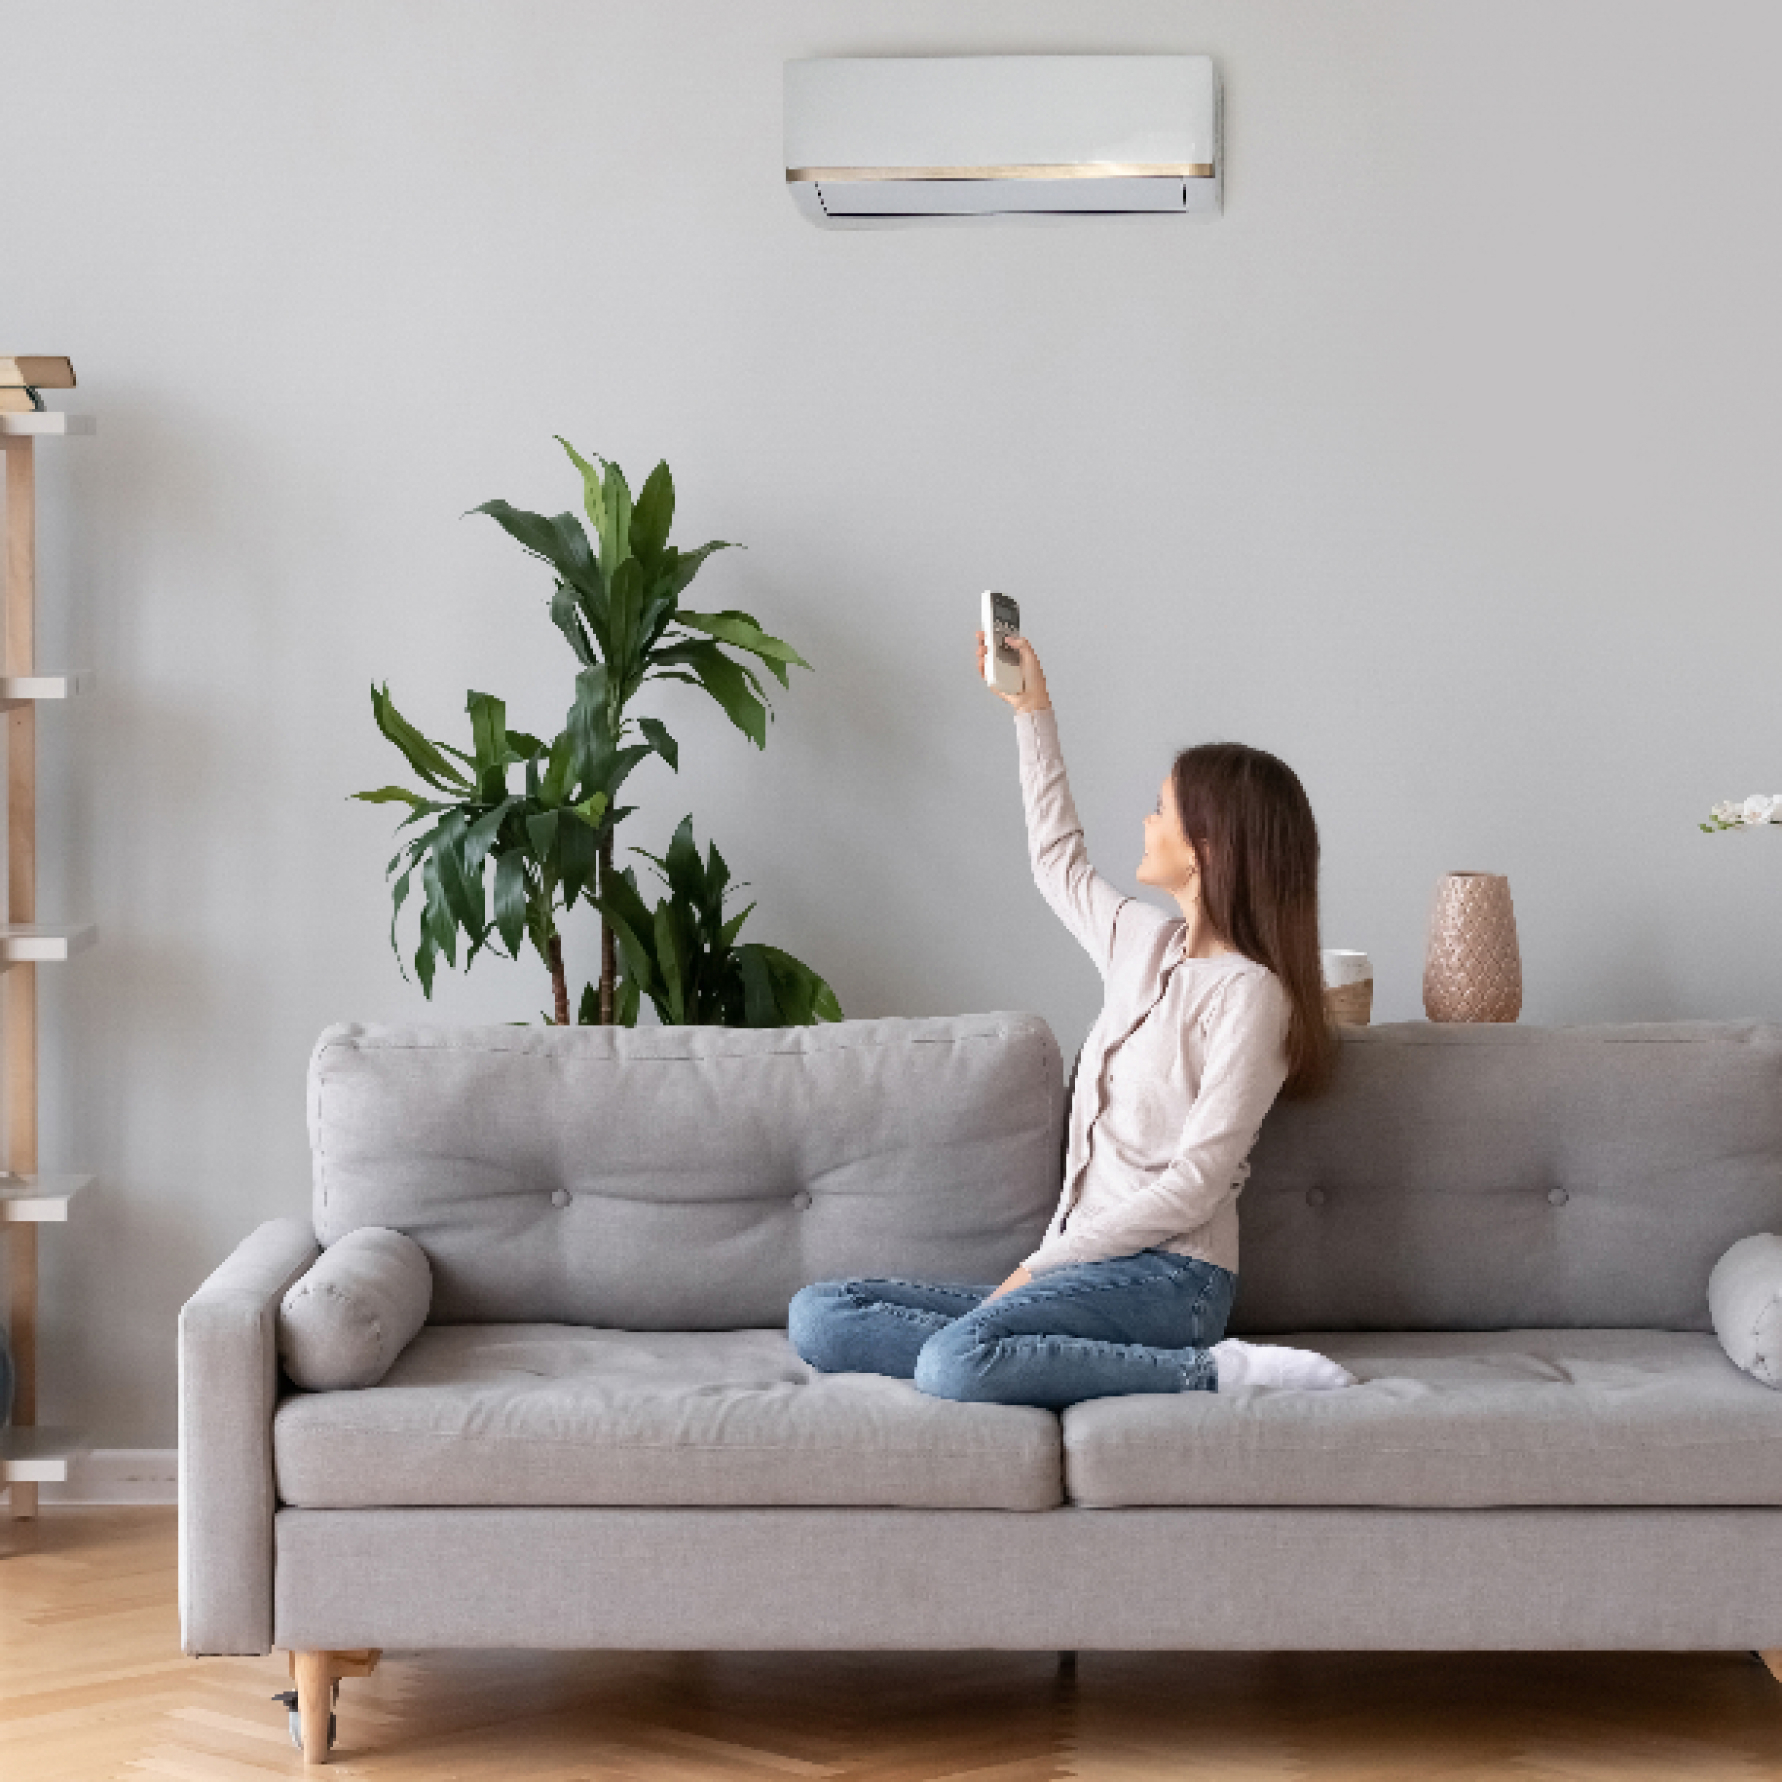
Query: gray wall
4 1 1779 1446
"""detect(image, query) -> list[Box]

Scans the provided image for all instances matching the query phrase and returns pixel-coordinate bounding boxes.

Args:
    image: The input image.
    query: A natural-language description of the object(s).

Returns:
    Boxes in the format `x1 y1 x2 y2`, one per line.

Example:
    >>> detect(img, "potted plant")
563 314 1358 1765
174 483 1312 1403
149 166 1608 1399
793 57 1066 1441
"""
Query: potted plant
357 439 839 1026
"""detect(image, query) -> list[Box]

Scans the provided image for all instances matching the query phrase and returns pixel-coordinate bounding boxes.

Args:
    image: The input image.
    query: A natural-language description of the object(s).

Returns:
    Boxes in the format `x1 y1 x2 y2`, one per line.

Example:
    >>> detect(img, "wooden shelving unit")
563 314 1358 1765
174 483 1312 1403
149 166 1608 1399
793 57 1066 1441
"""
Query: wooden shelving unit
1 406 95 1516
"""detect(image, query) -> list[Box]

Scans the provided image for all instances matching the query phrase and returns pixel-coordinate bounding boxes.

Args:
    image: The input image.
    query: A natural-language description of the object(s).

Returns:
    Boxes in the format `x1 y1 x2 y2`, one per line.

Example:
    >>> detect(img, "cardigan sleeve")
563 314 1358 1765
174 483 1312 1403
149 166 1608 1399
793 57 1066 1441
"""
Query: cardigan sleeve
1020 969 1291 1275
1015 707 1132 978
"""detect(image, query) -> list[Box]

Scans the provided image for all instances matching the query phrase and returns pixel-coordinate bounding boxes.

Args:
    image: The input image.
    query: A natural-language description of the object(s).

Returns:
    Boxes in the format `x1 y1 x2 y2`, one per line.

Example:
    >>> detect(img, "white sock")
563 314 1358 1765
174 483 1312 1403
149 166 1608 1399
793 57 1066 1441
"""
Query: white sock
1210 1338 1356 1393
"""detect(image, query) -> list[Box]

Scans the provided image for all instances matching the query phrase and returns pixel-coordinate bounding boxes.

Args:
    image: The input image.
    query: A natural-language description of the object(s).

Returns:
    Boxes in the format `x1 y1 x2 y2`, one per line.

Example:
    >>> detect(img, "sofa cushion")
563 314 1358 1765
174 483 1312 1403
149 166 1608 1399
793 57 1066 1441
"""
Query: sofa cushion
273 1324 1061 1511
1233 1021 1782 1334
307 1016 1064 1329
1063 1329 1782 1508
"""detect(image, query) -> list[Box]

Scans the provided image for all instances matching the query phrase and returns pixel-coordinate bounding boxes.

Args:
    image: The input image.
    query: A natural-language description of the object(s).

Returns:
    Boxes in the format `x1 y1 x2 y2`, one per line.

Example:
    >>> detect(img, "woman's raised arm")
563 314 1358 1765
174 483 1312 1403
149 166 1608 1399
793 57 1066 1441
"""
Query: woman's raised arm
976 631 1129 975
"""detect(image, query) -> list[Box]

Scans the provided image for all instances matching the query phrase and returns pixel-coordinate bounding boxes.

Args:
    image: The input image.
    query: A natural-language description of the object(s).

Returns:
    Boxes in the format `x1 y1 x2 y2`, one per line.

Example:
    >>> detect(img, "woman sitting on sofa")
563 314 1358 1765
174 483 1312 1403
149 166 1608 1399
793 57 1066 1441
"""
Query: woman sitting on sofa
788 631 1354 1407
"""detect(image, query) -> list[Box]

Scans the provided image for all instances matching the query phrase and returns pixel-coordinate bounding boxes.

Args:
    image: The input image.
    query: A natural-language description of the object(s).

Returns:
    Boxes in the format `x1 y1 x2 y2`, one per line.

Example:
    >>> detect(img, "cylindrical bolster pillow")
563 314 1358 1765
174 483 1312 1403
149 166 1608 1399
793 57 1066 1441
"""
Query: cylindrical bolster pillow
277 1227 432 1390
1709 1232 1782 1388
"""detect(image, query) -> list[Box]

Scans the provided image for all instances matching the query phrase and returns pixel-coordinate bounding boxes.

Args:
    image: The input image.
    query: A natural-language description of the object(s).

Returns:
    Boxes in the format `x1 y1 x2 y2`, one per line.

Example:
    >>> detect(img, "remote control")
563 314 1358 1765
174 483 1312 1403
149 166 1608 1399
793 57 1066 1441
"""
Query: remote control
981 591 1025 696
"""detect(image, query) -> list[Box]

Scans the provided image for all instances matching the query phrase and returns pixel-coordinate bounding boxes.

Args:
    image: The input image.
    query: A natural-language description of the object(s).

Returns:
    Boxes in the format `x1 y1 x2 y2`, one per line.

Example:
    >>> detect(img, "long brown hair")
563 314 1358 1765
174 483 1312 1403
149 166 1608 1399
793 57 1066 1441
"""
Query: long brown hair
1170 742 1335 1098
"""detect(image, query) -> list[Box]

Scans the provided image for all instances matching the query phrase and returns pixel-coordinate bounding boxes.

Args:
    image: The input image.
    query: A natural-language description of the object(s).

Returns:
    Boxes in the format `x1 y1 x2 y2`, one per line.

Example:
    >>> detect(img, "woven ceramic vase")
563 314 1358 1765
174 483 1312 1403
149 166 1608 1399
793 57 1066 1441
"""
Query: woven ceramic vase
1423 872 1522 1023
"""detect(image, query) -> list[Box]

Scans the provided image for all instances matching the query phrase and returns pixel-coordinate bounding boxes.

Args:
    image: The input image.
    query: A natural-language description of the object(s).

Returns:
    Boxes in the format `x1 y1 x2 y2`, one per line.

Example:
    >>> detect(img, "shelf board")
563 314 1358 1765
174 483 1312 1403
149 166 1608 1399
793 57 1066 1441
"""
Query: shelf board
1 671 92 708
0 413 96 437
1 1428 88 1484
0 1174 93 1223
0 924 97 964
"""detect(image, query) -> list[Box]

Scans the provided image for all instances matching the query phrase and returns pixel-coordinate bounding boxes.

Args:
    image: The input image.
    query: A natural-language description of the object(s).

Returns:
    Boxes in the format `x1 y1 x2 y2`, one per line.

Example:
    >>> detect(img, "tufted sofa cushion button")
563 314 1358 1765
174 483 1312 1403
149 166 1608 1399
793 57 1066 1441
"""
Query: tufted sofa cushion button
1547 1187 1569 1207
1306 1188 1327 1208
551 1189 571 1209
791 1190 813 1212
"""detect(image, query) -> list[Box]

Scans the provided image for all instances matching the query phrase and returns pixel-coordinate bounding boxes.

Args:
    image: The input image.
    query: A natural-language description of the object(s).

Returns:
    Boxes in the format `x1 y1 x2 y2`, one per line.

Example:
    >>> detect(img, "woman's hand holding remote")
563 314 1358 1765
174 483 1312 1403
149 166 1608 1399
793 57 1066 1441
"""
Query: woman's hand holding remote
974 630 1052 714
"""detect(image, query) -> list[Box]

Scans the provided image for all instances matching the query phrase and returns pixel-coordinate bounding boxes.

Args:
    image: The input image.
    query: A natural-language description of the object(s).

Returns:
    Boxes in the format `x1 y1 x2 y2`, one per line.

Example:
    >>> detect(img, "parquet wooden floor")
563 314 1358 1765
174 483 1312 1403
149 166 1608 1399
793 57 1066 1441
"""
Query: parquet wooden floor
5 1509 1782 1779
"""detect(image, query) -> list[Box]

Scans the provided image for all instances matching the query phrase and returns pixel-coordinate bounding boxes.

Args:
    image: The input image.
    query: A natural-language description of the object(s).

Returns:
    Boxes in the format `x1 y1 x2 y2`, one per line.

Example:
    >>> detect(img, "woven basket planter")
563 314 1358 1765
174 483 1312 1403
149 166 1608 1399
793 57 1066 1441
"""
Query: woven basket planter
1423 872 1522 1023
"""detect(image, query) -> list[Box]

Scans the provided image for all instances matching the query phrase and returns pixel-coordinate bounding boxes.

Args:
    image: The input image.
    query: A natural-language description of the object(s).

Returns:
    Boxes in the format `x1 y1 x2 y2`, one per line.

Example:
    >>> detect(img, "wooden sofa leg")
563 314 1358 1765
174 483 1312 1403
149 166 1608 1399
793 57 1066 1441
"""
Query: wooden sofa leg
1760 1651 1782 1685
289 1649 380 1765
293 1651 334 1765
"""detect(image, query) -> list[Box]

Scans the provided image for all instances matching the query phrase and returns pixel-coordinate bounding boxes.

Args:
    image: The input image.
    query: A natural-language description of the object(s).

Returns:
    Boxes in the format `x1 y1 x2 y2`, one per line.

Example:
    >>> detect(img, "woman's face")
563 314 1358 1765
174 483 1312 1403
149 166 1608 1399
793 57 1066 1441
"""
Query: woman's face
1137 772 1199 893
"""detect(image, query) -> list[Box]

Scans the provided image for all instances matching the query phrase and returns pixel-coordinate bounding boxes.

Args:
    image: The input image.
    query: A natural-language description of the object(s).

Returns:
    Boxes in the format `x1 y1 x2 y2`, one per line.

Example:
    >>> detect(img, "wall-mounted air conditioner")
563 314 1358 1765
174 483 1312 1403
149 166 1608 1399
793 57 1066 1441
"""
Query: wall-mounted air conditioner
784 55 1220 228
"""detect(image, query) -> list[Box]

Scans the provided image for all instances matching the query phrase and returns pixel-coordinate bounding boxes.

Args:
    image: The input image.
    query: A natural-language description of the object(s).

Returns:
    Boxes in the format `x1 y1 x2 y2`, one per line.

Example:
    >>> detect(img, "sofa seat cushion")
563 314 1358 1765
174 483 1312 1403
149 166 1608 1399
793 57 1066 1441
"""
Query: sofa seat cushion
274 1323 1061 1510
1063 1329 1782 1508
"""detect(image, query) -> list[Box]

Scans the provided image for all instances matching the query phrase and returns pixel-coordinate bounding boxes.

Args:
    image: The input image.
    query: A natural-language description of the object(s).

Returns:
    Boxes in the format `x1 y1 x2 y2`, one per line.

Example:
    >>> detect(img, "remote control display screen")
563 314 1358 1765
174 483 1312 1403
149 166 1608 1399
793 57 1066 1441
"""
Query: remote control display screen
990 594 1020 664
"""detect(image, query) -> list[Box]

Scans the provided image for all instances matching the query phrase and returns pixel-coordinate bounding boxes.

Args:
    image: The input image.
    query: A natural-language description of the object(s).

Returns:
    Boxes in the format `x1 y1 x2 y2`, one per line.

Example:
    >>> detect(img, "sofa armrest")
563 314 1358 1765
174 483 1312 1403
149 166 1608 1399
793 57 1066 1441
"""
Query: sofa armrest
179 1218 319 1656
1709 1232 1782 1388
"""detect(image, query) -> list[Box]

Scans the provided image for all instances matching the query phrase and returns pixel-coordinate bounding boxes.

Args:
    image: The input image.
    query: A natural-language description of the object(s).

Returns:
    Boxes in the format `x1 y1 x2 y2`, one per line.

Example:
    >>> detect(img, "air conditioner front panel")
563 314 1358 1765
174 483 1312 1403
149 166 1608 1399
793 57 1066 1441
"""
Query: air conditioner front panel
810 175 1194 219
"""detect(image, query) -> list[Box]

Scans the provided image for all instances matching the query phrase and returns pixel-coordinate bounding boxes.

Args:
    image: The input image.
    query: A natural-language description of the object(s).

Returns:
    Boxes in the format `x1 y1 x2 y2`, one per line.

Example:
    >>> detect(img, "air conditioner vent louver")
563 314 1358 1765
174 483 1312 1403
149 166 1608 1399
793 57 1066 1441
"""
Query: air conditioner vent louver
785 57 1220 229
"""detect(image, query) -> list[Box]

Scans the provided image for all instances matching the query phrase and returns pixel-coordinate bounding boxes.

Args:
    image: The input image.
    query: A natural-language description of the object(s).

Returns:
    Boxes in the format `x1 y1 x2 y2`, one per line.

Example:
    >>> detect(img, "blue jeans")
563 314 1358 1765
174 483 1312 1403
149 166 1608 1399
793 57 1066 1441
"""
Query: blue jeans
787 1249 1235 1411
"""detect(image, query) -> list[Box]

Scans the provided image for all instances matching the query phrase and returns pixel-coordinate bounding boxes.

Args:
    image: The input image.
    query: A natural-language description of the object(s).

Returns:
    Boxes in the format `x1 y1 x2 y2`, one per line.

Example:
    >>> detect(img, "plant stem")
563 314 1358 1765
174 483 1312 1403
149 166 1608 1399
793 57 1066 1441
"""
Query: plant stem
547 932 570 1027
599 831 616 1024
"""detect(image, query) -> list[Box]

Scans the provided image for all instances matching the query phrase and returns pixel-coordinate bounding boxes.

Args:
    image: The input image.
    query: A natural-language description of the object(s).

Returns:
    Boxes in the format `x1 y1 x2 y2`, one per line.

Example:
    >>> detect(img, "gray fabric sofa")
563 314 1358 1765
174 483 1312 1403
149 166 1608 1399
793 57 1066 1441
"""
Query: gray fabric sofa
180 1014 1782 1760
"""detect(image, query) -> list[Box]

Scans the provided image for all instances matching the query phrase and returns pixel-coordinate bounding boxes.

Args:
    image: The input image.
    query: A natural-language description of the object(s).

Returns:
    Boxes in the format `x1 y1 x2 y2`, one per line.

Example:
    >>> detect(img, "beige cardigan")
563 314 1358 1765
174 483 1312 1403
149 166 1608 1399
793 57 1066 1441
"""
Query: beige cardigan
1014 707 1291 1279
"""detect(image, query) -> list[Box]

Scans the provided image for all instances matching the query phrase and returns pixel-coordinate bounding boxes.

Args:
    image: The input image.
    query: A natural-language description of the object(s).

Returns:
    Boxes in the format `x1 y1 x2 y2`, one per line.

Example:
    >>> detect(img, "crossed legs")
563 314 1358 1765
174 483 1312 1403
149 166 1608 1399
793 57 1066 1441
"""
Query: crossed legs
789 1251 1233 1412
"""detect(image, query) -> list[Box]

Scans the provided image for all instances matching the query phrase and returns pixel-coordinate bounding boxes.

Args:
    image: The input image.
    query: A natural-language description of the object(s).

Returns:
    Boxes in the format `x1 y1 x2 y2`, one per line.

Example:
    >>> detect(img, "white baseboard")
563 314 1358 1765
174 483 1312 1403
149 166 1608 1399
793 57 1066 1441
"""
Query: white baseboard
38 1448 178 1506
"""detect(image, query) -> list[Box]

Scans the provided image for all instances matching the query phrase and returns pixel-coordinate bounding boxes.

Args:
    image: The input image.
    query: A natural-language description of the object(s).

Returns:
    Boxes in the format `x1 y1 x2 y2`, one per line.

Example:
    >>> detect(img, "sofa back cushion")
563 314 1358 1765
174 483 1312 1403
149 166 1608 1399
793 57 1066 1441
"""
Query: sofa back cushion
308 1015 1064 1329
1232 1021 1782 1335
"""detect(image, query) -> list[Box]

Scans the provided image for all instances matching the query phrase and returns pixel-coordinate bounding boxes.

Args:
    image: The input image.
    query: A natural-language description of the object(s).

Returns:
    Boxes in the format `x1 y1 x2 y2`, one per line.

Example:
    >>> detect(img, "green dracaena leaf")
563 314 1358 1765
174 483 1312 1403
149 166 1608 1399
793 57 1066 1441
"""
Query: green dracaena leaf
631 460 674 562
465 690 509 787
568 663 614 773
556 437 632 573
353 785 439 814
677 609 812 673
614 975 642 1027
492 849 528 957
420 853 458 968
770 945 843 1023
549 584 597 668
653 901 686 1022
388 864 415 968
414 927 437 998
556 437 604 526
594 744 657 803
526 810 561 862
663 814 704 903
606 556 647 683
371 684 473 793
592 898 657 999
462 799 514 876
557 806 600 905
719 900 756 949
676 640 768 748
540 732 576 808
470 499 597 590
736 945 778 1027
432 817 486 940
568 672 656 802
637 717 678 771
591 877 653 973
657 538 736 606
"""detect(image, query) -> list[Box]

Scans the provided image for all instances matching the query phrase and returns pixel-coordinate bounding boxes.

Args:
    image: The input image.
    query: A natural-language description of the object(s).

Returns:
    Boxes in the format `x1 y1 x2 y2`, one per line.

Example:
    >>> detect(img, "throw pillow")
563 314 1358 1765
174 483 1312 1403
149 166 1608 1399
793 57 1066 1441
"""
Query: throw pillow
278 1226 432 1390
1709 1232 1782 1388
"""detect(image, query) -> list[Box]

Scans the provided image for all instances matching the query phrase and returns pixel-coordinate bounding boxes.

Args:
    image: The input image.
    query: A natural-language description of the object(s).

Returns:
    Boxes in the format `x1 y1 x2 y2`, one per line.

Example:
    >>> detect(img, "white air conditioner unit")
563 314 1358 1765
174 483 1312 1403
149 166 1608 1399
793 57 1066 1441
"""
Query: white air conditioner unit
784 55 1220 228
